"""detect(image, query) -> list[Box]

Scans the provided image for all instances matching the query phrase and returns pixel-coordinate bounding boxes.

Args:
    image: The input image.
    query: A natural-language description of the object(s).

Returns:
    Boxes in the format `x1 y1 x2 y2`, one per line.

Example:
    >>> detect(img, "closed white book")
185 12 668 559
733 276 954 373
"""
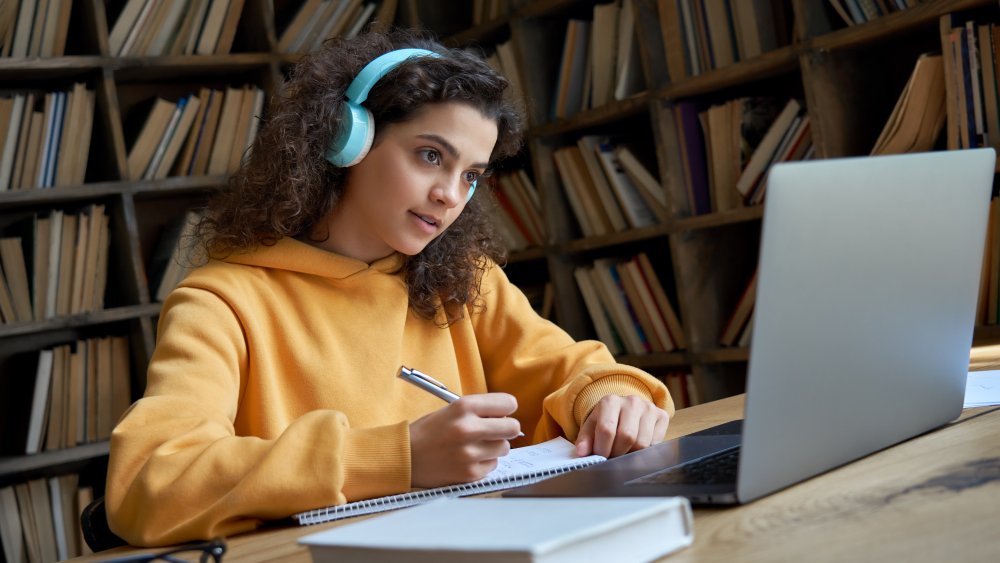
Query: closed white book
300 497 693 563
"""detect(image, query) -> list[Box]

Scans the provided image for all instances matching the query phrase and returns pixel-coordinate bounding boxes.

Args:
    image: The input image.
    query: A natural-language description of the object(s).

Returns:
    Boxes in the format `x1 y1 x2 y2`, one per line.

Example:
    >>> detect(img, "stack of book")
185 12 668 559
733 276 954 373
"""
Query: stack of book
554 137 667 238
22 337 132 456
550 0 644 119
719 268 757 348
0 0 74 57
488 170 545 252
277 0 381 53
939 14 1000 154
828 0 924 27
871 53 946 155
663 371 701 408
108 0 247 57
676 97 812 216
0 84 96 191
125 85 265 180
574 252 685 357
657 0 791 81
484 39 526 110
0 205 110 325
0 475 94 561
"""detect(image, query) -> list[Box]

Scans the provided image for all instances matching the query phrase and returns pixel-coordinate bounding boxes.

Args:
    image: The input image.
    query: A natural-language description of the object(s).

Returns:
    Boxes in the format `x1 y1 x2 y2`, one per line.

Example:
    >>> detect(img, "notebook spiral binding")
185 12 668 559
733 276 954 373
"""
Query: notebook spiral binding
294 457 604 526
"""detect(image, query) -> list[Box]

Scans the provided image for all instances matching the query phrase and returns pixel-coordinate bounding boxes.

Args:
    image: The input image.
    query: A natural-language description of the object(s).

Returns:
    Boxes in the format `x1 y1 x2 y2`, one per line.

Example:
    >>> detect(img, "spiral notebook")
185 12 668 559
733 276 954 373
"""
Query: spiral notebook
293 437 606 525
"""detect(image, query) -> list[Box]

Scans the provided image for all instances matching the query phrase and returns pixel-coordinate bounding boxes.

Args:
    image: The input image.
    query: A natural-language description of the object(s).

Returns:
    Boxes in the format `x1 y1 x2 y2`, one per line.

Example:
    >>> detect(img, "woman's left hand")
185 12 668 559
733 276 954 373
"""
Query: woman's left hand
574 395 670 458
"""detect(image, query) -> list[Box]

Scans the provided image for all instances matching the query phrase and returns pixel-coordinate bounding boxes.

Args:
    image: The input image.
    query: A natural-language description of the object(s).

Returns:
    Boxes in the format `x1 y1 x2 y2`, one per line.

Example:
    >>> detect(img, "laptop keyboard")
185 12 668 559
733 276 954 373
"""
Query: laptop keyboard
627 445 741 486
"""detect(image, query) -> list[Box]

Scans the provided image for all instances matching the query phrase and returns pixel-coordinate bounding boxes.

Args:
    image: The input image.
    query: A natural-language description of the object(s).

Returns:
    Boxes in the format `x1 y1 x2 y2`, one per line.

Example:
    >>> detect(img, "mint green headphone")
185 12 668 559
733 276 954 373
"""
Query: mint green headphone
325 48 479 201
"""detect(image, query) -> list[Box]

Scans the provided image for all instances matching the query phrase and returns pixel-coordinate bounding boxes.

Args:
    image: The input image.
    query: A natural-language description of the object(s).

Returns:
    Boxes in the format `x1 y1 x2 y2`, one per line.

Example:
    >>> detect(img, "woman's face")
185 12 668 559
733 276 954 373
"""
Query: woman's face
318 101 499 263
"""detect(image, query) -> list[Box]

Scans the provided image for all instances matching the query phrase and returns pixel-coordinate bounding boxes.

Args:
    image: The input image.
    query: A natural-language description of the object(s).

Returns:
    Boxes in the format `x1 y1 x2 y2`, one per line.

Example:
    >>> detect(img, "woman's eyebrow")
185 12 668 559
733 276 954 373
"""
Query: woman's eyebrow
417 134 490 169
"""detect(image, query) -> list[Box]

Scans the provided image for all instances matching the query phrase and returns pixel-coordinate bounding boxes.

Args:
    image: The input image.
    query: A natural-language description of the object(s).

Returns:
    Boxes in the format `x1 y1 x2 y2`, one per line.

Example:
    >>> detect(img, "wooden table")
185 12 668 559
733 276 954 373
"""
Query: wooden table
76 395 1000 562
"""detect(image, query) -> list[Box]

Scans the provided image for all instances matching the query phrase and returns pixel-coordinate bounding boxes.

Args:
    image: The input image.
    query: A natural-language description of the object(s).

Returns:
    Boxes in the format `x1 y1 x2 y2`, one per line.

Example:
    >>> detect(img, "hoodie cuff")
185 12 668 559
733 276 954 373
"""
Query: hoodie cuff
339 420 411 501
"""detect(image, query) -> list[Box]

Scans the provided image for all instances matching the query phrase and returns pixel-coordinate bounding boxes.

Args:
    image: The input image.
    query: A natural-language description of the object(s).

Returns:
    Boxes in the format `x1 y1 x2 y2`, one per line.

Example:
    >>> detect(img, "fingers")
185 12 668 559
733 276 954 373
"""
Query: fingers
578 395 672 458
455 393 518 418
449 394 521 440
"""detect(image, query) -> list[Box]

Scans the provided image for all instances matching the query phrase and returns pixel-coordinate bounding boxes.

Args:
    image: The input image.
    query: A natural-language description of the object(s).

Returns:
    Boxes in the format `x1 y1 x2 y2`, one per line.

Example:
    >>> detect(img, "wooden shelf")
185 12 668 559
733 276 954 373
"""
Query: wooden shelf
559 223 672 254
529 93 651 138
673 206 764 232
658 46 801 101
694 347 750 364
616 351 690 370
0 176 226 209
0 442 110 480
0 304 162 339
806 0 992 51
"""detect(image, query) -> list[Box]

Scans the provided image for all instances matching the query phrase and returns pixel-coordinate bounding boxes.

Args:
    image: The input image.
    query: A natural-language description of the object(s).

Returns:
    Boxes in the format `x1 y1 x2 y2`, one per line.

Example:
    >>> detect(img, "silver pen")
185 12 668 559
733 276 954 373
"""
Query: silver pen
398 366 524 437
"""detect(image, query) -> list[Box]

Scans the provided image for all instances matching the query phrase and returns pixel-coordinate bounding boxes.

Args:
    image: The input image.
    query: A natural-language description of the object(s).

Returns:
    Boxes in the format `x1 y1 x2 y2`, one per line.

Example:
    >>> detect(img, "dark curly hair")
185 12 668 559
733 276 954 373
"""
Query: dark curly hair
196 29 525 324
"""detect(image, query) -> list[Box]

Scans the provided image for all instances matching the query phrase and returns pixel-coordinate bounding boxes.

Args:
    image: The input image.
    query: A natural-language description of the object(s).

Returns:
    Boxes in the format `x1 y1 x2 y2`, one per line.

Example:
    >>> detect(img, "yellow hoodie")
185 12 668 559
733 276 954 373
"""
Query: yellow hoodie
106 237 673 545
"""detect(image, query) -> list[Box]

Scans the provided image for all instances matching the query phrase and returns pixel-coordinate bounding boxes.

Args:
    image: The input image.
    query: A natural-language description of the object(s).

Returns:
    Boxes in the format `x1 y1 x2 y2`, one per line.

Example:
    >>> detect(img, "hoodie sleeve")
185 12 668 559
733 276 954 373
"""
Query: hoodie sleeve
105 287 411 546
470 263 674 444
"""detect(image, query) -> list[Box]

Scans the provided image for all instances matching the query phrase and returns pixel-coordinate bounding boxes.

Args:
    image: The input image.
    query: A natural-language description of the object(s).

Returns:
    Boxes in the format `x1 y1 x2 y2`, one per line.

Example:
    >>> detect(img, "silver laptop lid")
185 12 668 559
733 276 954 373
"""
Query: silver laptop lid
737 149 995 503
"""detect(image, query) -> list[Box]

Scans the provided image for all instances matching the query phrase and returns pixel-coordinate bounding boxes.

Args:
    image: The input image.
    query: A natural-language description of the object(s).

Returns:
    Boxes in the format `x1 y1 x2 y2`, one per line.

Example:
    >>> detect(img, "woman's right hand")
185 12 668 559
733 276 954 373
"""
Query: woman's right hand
409 393 522 488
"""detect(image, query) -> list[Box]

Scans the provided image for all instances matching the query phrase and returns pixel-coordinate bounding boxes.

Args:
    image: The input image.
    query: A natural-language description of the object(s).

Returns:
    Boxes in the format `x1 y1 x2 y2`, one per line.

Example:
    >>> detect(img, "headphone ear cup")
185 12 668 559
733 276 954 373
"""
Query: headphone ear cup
326 102 375 167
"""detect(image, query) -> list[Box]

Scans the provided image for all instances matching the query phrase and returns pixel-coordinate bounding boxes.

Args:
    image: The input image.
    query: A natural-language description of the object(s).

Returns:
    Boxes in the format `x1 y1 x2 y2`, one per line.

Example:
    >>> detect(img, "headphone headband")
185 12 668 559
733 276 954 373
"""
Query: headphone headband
346 48 441 104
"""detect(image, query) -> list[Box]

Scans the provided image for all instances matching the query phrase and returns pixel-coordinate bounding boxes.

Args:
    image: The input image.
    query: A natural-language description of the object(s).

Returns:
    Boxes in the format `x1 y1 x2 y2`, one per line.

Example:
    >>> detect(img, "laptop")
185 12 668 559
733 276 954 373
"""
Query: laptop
506 148 996 505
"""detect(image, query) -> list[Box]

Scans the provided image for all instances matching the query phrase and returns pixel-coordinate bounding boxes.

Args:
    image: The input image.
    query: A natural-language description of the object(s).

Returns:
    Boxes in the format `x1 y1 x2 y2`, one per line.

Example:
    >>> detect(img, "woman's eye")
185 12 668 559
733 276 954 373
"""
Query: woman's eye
420 149 441 165
464 171 480 185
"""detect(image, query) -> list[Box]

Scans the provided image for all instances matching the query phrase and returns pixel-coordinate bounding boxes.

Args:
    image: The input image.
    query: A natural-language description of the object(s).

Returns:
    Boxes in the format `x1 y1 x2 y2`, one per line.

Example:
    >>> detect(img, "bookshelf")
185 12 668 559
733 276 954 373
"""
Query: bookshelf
397 0 1000 403
0 0 398 555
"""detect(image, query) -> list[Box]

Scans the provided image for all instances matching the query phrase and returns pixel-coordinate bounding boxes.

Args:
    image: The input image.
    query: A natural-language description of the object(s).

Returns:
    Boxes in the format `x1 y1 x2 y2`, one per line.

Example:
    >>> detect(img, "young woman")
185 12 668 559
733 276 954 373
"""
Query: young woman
106 30 673 546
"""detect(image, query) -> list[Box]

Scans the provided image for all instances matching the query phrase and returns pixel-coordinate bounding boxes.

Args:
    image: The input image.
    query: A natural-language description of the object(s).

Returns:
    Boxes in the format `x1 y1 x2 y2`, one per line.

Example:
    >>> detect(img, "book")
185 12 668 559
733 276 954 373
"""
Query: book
574 265 624 355
591 258 648 355
720 268 758 346
0 485 25 563
594 141 658 227
551 146 597 237
575 136 627 232
589 1 619 108
657 0 688 81
0 94 25 192
10 94 36 190
195 0 230 55
190 88 224 176
299 497 694 563
278 0 323 52
44 344 69 450
735 98 801 200
126 97 176 181
614 145 670 222
636 252 685 348
213 0 245 55
871 53 946 155
292 437 606 525
153 210 201 301
207 86 244 175
143 96 187 180
153 93 201 179
614 0 643 100
0 237 33 322
109 0 151 56
25 349 54 454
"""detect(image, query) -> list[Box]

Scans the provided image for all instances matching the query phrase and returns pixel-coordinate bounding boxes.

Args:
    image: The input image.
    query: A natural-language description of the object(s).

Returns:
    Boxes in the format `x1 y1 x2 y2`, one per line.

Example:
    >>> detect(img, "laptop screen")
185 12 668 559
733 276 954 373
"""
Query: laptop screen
737 148 995 502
